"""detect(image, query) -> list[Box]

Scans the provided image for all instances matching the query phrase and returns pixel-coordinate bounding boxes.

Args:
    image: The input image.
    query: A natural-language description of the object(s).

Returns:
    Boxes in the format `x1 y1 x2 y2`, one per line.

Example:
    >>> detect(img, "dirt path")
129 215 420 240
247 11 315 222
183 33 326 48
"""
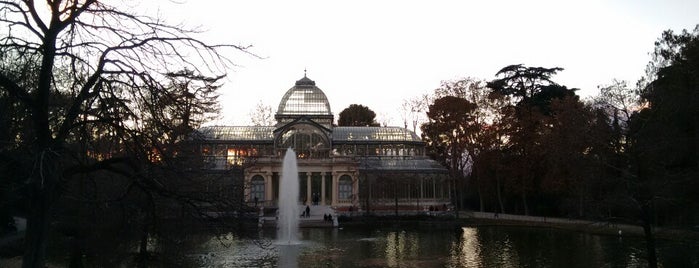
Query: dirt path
458 211 698 241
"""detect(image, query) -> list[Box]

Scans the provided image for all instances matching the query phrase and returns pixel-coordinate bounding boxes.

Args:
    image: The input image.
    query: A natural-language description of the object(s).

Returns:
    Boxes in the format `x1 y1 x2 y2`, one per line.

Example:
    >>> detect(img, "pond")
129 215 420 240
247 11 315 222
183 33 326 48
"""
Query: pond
45 223 699 267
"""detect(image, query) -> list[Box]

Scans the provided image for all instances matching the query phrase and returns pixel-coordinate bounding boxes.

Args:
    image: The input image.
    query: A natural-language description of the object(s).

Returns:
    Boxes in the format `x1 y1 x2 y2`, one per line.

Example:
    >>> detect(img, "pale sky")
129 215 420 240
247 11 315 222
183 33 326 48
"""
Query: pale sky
148 0 698 127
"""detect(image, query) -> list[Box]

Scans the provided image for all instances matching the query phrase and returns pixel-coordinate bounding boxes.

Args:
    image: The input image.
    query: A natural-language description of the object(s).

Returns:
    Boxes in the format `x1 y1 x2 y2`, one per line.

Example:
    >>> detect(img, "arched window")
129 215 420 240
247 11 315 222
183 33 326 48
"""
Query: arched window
338 175 353 200
251 175 265 202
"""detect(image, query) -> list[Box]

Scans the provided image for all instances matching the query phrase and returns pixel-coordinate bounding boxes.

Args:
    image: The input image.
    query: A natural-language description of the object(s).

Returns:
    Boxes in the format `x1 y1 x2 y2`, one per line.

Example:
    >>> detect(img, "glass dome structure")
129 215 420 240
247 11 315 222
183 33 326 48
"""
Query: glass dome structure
276 75 332 116
193 74 449 212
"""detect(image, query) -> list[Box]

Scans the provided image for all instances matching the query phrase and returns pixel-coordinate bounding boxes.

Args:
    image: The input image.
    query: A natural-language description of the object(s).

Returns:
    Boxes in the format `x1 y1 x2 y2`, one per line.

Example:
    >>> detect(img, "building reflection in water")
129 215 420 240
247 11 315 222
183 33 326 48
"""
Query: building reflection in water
447 227 522 268
449 227 480 267
381 230 421 267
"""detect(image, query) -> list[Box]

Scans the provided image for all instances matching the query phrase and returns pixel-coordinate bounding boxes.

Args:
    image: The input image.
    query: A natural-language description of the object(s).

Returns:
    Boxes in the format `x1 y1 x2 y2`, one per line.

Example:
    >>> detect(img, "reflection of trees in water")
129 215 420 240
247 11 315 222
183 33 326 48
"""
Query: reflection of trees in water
446 226 658 268
45 224 697 267
46 224 273 267
448 227 482 267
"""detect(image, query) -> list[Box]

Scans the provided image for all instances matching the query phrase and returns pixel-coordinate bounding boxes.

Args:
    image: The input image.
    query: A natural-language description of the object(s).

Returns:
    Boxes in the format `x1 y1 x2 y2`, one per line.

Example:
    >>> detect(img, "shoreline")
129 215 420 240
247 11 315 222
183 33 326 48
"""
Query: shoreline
336 211 699 242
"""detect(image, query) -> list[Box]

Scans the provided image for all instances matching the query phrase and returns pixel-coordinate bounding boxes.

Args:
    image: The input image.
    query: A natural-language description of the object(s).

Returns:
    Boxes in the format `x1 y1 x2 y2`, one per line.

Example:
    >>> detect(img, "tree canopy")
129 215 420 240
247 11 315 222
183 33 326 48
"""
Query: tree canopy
487 64 564 101
414 26 699 268
338 104 380 126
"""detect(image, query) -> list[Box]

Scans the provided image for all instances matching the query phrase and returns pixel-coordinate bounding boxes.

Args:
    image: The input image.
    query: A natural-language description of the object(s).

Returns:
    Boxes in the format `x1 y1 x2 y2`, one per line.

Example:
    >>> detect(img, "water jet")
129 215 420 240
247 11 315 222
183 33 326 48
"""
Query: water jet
277 148 300 244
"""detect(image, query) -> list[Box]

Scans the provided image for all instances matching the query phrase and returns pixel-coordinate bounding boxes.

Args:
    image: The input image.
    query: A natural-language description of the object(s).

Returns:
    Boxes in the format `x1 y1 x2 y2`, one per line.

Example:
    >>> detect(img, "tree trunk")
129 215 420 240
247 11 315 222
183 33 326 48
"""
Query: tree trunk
394 179 399 216
477 182 484 212
23 149 60 268
138 223 149 268
68 237 85 268
641 203 658 268
521 176 529 216
22 189 53 268
495 171 505 213
522 189 529 216
473 166 484 212
23 26 60 268
578 187 584 218
452 177 459 218
365 175 372 215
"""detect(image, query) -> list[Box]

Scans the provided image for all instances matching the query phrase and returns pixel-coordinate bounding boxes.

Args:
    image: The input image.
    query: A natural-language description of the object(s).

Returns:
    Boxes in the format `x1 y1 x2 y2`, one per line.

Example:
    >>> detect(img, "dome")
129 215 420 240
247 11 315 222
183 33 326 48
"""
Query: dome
276 75 332 116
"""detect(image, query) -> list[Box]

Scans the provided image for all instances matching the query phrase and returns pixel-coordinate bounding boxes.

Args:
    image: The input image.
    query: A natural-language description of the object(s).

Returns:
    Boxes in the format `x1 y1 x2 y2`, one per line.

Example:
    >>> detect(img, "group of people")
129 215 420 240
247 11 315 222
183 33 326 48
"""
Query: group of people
299 205 333 223
323 213 333 222
428 204 448 212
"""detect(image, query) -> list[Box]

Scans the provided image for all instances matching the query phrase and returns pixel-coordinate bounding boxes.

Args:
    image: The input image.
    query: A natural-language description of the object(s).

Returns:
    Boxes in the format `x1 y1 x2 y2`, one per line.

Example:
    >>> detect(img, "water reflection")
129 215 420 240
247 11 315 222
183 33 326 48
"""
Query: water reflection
449 227 481 267
444 226 664 268
383 231 421 267
277 244 299 268
41 224 698 267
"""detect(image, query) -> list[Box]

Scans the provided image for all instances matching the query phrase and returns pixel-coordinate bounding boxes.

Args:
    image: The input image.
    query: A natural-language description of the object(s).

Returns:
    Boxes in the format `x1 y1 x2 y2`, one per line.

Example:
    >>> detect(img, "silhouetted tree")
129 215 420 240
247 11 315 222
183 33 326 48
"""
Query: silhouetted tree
422 96 479 211
487 64 573 215
338 104 380 126
624 25 699 268
0 1 251 267
487 64 564 102
430 78 507 212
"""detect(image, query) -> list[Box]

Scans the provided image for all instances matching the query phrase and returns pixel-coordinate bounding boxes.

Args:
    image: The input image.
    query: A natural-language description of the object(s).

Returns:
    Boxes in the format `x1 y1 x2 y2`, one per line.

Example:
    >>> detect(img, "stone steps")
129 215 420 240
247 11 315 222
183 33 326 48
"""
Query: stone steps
259 205 338 227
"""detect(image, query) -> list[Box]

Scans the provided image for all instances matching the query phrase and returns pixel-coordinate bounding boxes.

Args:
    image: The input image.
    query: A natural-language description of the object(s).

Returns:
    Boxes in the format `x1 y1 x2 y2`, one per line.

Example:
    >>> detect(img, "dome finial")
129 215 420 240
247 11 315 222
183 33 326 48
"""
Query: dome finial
295 70 316 86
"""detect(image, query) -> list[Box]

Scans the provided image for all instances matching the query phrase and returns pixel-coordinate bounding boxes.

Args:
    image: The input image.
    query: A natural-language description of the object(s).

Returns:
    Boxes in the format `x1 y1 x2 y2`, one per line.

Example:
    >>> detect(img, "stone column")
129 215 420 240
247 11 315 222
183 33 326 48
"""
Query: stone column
265 173 273 205
353 172 359 207
321 173 326 206
244 173 250 203
305 172 312 205
331 172 338 206
325 172 333 206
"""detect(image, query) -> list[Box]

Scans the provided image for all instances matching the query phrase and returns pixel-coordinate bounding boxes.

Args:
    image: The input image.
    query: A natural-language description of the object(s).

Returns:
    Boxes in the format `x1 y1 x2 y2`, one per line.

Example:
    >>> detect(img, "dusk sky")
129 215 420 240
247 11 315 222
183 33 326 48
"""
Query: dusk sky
148 0 698 127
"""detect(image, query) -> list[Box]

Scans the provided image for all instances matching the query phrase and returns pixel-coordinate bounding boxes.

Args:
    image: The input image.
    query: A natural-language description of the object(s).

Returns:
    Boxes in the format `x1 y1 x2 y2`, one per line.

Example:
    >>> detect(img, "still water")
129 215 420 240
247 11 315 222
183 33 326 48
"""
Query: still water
49 224 698 267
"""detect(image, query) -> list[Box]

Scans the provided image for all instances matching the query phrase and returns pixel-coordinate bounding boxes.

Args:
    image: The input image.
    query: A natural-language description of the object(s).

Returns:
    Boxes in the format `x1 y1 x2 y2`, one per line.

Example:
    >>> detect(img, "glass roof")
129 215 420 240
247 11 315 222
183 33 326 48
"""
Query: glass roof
276 76 332 116
359 157 448 173
195 126 274 141
333 127 422 143
195 126 422 143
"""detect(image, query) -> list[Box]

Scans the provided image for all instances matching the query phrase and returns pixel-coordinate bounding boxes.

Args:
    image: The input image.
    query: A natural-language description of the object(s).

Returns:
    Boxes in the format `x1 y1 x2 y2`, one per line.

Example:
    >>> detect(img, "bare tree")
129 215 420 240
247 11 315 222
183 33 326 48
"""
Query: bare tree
594 79 640 128
408 94 430 133
0 1 253 267
400 99 411 129
376 111 391 127
249 100 275 126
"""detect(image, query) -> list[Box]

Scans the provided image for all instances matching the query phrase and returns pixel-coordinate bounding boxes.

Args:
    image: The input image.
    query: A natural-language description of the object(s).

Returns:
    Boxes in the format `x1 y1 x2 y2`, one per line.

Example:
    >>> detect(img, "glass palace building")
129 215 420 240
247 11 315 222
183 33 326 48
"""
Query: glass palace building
195 75 449 212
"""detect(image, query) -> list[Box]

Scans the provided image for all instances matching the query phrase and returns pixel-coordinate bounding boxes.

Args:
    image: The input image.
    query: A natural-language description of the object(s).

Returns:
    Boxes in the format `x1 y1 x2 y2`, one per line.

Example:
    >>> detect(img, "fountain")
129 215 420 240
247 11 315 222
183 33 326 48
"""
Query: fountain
277 148 300 244
276 148 301 268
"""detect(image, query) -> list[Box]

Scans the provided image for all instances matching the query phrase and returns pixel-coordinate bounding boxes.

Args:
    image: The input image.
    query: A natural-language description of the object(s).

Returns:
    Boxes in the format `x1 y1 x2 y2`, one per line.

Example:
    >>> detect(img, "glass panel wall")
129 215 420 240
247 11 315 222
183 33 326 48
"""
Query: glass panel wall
311 172 322 205
339 175 353 200
250 175 265 202
279 126 329 159
272 172 279 202
299 172 307 203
